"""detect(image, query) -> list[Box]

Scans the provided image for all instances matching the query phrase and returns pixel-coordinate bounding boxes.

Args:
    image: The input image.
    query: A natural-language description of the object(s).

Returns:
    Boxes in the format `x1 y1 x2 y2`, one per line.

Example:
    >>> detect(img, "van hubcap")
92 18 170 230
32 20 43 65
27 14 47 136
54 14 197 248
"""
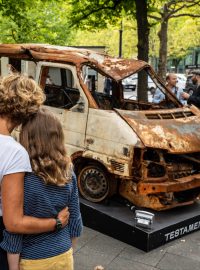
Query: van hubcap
78 165 109 202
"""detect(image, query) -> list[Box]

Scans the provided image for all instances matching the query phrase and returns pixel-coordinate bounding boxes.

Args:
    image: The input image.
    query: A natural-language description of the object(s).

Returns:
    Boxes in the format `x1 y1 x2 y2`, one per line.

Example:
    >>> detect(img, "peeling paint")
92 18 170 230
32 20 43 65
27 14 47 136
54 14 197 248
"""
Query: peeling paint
1 43 200 210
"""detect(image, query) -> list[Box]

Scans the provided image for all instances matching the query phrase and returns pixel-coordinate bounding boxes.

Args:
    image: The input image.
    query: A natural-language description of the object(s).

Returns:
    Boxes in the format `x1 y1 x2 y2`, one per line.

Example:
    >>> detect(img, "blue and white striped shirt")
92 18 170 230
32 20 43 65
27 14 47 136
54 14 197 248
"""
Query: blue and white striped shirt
0 172 83 259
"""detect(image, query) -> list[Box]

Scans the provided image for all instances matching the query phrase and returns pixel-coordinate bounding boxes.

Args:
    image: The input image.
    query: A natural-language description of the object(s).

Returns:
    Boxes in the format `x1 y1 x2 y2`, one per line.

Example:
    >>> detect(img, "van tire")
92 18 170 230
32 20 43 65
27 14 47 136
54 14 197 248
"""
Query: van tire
78 165 109 202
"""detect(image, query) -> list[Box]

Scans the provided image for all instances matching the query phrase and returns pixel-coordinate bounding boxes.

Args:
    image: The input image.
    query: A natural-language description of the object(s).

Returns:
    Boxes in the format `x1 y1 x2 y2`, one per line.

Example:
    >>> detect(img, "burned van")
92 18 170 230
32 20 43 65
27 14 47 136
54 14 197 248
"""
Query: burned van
1 44 200 210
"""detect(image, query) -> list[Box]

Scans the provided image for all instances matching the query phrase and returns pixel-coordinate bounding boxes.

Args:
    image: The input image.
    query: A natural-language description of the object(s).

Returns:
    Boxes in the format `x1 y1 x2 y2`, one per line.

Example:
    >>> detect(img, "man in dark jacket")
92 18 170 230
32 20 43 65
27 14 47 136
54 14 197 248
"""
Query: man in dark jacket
182 70 200 108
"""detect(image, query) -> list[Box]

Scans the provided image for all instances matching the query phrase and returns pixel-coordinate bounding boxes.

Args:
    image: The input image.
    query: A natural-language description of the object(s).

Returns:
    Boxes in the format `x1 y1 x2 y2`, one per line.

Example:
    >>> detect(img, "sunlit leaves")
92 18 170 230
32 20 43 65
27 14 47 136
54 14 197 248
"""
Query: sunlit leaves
0 0 74 44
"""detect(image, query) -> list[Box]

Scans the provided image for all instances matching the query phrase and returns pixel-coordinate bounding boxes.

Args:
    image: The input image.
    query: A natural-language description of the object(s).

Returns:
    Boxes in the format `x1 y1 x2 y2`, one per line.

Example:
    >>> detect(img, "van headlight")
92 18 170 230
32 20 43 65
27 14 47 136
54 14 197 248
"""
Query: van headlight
147 162 166 178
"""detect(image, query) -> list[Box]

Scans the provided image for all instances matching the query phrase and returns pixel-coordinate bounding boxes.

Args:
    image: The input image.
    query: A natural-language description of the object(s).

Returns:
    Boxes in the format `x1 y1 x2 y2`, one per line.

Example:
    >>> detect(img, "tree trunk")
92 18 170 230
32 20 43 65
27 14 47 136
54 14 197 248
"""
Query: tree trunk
157 5 168 80
174 58 181 73
135 0 149 101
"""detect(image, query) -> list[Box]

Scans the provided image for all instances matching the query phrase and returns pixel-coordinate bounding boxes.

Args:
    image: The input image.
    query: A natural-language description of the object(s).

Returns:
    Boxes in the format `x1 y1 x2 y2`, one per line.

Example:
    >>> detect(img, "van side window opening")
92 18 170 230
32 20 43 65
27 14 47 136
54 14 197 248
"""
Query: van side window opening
82 65 178 111
122 69 167 103
121 69 179 110
40 66 80 109
9 58 21 73
82 65 121 110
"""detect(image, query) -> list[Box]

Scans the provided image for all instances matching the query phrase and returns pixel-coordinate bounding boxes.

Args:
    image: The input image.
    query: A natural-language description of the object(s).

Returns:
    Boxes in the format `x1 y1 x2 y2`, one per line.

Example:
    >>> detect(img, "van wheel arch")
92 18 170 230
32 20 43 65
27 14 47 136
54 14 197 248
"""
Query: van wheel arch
73 158 116 202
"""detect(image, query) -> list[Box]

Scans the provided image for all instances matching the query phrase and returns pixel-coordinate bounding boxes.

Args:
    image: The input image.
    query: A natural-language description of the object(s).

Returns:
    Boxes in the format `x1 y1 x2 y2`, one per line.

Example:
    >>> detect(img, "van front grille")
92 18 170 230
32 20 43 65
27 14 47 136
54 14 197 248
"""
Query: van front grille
110 160 125 172
145 111 194 120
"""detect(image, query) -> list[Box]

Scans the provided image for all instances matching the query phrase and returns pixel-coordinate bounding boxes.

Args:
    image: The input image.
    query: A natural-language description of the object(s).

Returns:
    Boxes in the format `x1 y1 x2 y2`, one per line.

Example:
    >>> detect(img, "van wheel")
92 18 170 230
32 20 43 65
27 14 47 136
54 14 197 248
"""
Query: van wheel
78 165 109 202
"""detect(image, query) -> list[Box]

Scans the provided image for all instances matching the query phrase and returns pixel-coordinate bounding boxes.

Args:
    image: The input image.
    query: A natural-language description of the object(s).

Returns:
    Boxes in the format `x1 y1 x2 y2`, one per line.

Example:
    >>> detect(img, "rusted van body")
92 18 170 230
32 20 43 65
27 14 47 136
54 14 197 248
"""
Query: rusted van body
1 44 200 210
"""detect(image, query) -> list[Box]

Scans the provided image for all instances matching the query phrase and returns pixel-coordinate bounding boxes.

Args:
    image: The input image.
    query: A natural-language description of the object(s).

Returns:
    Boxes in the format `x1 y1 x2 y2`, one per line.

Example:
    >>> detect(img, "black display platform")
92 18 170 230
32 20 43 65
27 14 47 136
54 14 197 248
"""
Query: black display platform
80 197 200 252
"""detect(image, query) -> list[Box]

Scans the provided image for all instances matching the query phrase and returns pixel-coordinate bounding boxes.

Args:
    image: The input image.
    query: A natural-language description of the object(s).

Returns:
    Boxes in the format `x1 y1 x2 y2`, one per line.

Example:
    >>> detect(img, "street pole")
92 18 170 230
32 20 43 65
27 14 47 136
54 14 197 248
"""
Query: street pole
119 20 123 58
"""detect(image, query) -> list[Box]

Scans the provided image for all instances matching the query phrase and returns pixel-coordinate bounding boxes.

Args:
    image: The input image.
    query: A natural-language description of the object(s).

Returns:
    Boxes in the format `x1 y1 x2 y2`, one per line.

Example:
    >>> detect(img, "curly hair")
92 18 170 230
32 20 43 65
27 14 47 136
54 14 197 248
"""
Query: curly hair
19 107 72 186
0 74 45 124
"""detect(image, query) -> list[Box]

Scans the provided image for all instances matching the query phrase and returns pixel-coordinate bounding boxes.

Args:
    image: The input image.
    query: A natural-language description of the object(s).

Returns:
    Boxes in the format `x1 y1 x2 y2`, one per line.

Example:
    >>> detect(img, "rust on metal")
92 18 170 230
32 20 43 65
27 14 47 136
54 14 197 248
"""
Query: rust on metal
0 43 180 107
116 108 200 153
1 43 200 210
138 174 200 194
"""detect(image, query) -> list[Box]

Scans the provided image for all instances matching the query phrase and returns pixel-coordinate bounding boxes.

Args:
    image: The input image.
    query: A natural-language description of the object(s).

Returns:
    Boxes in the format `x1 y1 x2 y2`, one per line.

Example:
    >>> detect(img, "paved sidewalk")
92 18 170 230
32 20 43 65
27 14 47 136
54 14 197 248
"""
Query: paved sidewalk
74 226 200 270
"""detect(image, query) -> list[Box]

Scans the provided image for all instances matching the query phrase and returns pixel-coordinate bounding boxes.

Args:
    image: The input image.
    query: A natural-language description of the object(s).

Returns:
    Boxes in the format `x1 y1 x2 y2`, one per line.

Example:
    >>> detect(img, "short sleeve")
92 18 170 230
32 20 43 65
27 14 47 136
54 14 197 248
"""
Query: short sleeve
5 147 32 175
0 230 23 254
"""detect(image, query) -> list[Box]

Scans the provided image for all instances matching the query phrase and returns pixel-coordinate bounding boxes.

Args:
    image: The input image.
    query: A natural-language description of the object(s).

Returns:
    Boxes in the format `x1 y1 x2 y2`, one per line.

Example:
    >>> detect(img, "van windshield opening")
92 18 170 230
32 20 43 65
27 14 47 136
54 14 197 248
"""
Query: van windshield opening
82 65 181 110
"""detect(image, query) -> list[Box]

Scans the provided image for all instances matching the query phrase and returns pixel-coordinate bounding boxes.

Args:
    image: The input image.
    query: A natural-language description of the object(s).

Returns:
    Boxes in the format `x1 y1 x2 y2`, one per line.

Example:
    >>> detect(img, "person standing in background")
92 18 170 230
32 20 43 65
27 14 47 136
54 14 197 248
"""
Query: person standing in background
182 70 200 108
153 73 185 104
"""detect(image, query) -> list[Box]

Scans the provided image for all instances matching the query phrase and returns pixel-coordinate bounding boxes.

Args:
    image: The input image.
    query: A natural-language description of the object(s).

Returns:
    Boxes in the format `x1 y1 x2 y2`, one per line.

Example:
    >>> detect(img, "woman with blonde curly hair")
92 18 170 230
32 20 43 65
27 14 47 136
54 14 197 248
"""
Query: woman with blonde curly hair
1 107 83 270
0 74 69 270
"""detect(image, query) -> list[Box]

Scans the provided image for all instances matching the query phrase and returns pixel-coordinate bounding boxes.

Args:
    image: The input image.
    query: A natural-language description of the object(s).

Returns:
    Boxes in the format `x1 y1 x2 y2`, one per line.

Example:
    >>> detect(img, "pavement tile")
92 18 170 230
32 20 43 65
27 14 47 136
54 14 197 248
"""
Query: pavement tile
77 232 127 256
74 227 100 252
74 226 200 270
107 257 157 270
156 252 200 270
74 249 115 270
74 231 127 270
166 234 200 262
183 229 200 243
118 245 166 267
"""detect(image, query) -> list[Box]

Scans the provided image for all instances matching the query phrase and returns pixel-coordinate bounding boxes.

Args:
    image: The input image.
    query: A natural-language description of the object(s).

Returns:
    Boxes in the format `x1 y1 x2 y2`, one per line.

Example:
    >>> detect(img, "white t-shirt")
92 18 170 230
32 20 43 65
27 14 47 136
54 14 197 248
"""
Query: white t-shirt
0 134 32 216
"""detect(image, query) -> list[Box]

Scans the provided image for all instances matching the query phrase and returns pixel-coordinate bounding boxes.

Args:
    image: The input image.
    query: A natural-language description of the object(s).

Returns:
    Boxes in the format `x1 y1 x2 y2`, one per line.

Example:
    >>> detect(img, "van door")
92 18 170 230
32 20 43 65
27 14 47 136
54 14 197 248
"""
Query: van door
36 62 88 155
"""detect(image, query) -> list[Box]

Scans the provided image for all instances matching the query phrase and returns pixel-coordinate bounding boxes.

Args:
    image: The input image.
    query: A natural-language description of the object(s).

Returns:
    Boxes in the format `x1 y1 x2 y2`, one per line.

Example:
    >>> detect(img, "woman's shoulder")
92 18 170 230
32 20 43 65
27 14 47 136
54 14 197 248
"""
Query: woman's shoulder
2 135 28 156
0 135 29 162
0 136 31 175
10 139 30 163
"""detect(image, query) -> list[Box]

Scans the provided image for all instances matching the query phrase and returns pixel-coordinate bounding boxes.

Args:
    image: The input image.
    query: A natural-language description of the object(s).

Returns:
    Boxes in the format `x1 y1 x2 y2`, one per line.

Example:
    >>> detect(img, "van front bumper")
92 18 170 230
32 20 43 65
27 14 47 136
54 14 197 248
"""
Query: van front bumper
137 173 200 195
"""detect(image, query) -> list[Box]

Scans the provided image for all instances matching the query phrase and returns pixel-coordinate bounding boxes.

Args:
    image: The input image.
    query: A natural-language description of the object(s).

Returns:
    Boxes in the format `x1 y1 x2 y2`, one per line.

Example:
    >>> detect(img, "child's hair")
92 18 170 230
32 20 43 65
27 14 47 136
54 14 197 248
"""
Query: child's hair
0 73 45 124
20 107 72 186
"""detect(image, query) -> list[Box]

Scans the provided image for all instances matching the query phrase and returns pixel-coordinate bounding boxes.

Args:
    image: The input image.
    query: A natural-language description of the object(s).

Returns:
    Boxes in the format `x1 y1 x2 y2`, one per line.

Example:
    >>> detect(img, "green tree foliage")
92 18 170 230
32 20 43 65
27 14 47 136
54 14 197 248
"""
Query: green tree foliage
67 0 133 29
67 0 151 101
0 0 74 44
67 0 151 60
1 0 199 82
168 18 200 58
71 20 138 58
149 0 200 78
